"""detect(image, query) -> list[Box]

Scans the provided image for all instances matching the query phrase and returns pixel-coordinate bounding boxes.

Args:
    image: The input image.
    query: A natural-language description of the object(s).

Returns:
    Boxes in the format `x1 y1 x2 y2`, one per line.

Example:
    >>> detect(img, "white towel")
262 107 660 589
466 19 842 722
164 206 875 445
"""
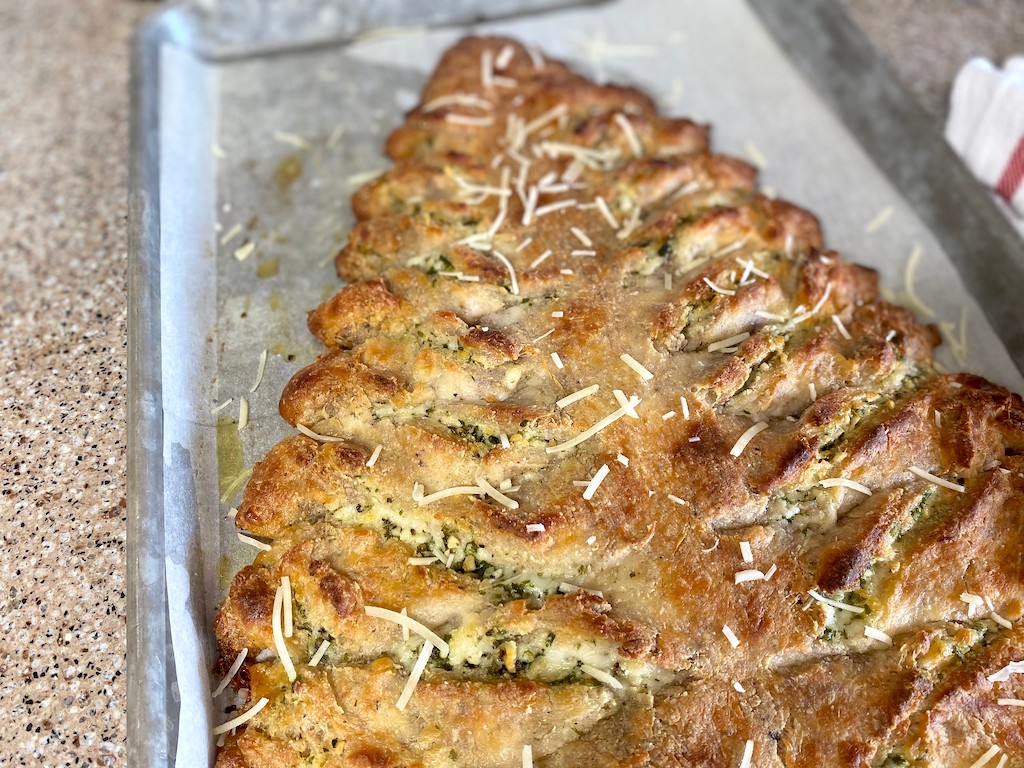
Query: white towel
946 57 1024 227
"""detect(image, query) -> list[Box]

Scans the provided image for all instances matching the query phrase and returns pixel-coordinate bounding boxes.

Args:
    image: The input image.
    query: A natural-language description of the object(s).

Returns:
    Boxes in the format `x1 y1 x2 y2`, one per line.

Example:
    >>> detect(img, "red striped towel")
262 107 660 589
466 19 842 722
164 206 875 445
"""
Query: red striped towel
946 57 1024 227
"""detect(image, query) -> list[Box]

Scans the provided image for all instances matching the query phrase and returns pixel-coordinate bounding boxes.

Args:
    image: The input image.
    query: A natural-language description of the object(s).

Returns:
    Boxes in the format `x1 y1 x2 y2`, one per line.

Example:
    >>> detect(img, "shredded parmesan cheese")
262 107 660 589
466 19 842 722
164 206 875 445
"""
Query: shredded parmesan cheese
210 398 232 414
620 353 654 381
557 384 600 408
525 523 546 533
296 424 345 443
522 744 534 768
416 485 481 506
309 639 330 667
735 569 765 584
445 113 495 127
408 556 438 566
961 592 985 609
582 464 610 500
237 533 271 552
864 626 893 645
831 314 852 340
248 349 268 394
740 541 753 563
524 103 568 135
966 745 1001 768
908 465 964 492
272 585 297 682
742 137 767 166
547 396 641 453
476 476 520 509
212 648 248 698
865 206 893 232
733 681 746 693
680 396 690 419
707 332 750 352
529 249 552 269
365 606 450 656
703 277 736 296
237 396 249 431
903 245 935 318
396 639 434 711
662 410 676 420
739 739 754 768
617 453 629 466
366 444 382 467
729 422 769 457
595 196 620 229
819 478 872 495
580 663 623 689
793 283 833 323
988 660 1024 682
570 226 593 247
212 697 270 735
534 198 579 218
273 130 311 150
551 352 564 369
808 589 865 614
667 494 687 506
998 698 1024 707
346 168 385 187
613 389 640 418
423 92 493 112
992 612 1013 629
219 223 243 246
722 625 740 648
556 386 651 450
281 576 293 638
613 113 643 156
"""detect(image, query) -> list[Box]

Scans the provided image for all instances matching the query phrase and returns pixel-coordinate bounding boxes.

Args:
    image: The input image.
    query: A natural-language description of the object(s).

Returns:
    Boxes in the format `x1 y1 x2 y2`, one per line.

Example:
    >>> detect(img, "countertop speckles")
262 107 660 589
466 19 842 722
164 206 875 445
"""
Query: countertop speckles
0 1 144 765
0 0 1018 765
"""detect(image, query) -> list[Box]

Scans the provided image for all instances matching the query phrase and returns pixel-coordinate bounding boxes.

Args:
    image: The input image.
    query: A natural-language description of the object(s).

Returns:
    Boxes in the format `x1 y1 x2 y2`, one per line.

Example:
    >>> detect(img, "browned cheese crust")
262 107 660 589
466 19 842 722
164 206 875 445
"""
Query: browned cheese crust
214 37 1024 767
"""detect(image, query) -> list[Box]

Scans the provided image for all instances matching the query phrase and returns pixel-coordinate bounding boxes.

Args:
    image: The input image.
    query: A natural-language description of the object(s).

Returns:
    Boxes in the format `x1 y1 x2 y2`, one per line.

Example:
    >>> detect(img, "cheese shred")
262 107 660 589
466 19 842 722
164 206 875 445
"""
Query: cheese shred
739 739 754 768
396 640 434 711
722 625 740 648
582 464 610 500
556 384 600 408
729 422 768 457
579 663 623 689
308 639 330 667
620 353 654 381
819 477 872 495
908 465 965 492
476 476 520 509
808 589 865 614
364 606 450 657
546 396 641 453
212 697 270 735
272 585 297 683
281 576 293 639
248 349 268 393
863 626 893 645
211 648 248 698
966 745 1001 768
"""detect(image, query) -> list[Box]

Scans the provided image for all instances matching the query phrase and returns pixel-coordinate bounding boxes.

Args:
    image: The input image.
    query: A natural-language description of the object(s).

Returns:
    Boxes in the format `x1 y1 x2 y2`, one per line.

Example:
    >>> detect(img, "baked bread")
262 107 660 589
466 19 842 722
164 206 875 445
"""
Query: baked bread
213 36 1024 767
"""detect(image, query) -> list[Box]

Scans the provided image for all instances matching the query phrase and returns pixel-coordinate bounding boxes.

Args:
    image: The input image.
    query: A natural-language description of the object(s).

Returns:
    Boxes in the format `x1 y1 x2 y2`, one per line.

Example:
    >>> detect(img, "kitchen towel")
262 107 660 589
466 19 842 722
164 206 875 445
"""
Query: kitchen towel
946 57 1024 233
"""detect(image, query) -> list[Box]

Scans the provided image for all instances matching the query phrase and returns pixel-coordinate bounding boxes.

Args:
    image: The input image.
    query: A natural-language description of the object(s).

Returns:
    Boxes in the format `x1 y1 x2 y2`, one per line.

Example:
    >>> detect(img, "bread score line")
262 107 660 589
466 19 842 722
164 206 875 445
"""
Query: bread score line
212 36 1024 768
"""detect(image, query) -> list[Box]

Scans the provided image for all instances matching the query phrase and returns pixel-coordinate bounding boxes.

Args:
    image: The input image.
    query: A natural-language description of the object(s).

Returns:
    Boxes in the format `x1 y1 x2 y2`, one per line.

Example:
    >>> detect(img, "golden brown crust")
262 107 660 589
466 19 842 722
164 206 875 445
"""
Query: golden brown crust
215 35 1024 766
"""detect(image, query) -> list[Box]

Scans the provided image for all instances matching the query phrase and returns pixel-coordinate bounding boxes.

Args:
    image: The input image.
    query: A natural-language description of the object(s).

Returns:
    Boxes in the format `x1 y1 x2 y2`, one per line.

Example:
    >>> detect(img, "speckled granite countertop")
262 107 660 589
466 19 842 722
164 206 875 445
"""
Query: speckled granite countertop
0 1 1019 764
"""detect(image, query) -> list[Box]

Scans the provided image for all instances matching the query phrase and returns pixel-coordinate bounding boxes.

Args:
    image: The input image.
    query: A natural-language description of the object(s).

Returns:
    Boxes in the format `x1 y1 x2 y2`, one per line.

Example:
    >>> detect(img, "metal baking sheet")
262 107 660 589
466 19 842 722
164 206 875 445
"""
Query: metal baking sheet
127 2 1024 766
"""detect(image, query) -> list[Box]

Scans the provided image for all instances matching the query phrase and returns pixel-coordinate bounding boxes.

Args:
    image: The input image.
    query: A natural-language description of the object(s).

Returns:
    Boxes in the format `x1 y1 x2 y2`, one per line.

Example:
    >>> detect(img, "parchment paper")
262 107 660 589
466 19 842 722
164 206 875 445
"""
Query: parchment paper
158 1 1024 764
